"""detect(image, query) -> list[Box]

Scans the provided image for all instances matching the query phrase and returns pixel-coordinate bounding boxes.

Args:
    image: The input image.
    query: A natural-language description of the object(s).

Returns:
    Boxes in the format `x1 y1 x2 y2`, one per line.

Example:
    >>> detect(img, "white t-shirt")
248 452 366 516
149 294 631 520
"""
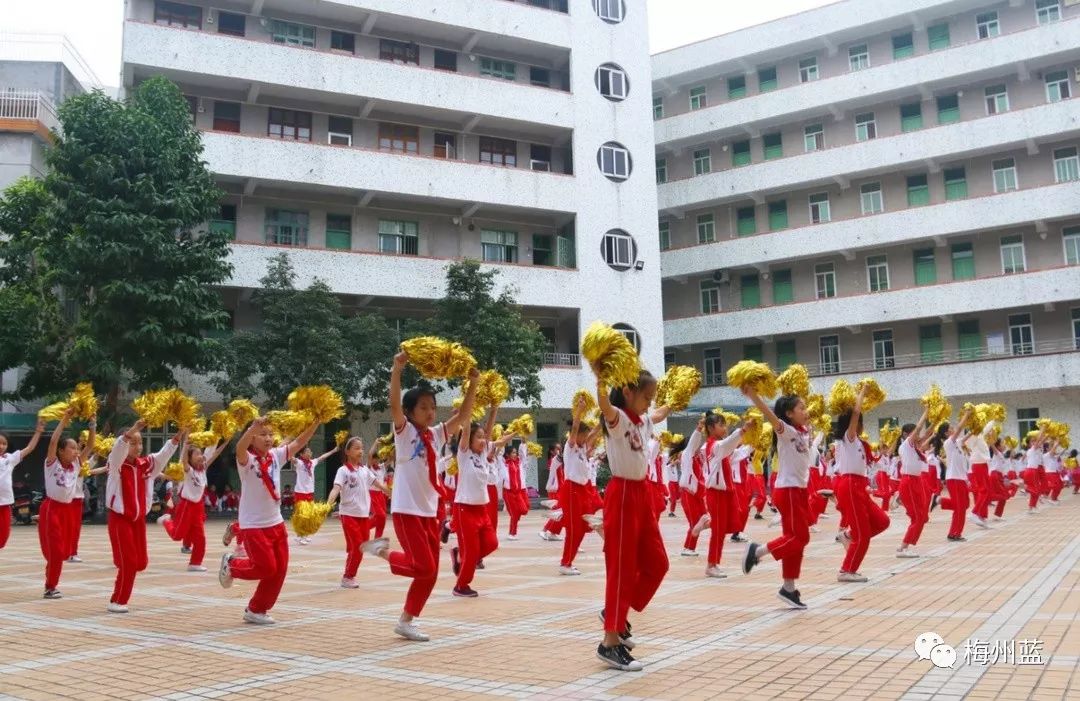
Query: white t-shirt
391 421 448 518
943 437 967 481
704 430 743 490
990 452 1006 474
454 448 490 505
238 445 290 529
732 445 752 484
0 451 19 506
44 458 79 503
835 435 869 476
563 440 589 485
334 464 376 517
183 466 208 503
898 438 926 477
967 433 991 464
1025 446 1042 469
604 408 654 481
679 431 704 492
293 457 318 493
774 421 812 488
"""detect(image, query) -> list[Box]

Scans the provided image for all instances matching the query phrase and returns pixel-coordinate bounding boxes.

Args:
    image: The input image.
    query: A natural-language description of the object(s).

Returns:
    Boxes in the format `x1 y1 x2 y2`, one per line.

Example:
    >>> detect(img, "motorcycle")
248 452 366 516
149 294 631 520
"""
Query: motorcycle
11 482 44 525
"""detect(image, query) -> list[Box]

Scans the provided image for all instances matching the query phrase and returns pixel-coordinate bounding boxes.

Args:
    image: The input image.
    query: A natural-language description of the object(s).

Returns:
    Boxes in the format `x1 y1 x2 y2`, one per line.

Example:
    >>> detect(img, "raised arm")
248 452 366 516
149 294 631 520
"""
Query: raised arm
390 350 408 431
743 387 783 433
950 408 971 441
906 409 929 445
446 366 481 437
46 407 75 463
650 405 673 424
206 441 228 467
845 385 865 442
287 421 320 460
592 364 618 426
19 419 45 460
78 418 96 465
150 428 186 478
235 417 265 467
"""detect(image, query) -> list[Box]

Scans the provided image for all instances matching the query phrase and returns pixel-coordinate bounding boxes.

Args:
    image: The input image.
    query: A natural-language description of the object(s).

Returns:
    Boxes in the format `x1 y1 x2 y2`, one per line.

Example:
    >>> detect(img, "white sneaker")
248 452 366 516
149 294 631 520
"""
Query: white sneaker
549 509 564 521
243 609 276 625
768 516 781 527
837 530 852 551
187 565 207 572
705 565 726 579
507 534 518 541
837 571 868 583
896 548 920 559
559 565 582 576
222 521 237 547
341 577 360 589
584 514 604 531
691 514 711 537
992 515 1005 522
539 530 554 541
819 513 831 520
67 555 83 563
1029 508 1039 514
394 620 430 641
541 499 559 509
360 537 390 558
973 516 989 529
107 602 129 613
809 525 820 533
680 549 699 557
218 553 234 589
159 514 171 528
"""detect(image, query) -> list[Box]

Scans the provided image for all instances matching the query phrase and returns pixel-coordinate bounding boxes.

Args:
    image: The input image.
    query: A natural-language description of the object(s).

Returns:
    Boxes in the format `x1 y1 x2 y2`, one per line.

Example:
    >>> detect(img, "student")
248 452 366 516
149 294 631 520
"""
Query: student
39 410 80 599
645 436 669 522
966 419 997 527
557 399 598 575
663 444 681 518
895 411 932 558
451 418 499 598
1068 449 1080 495
678 419 706 557
987 438 1010 520
368 446 389 539
938 410 973 542
694 413 745 579
161 440 227 571
501 446 529 541
0 419 45 550
359 351 475 642
1023 429 1046 513
292 444 339 544
68 419 103 563
539 443 565 541
326 437 389 589
218 416 318 624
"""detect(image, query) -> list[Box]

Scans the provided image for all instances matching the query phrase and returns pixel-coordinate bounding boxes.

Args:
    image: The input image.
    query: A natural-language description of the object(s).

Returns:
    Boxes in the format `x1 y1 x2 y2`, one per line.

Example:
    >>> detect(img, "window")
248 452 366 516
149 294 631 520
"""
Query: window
593 0 625 23
533 234 554 266
892 33 914 60
212 101 241 133
325 214 351 250
1054 147 1079 182
601 229 635 269
530 66 551 88
907 174 930 206
664 351 676 370
265 209 308 246
900 102 923 132
328 116 353 146
700 280 720 314
1073 308 1080 349
330 30 355 54
799 57 819 83
848 44 869 71
944 167 968 201
598 142 631 180
529 144 552 171
653 96 664 120
808 193 831 223
927 23 950 51
183 95 197 123
936 94 960 124
867 255 889 292
804 124 824 152
993 158 1018 193
855 112 876 142
919 324 944 364
693 149 711 176
481 229 518 263
860 182 883 214
434 49 458 72
951 242 975 280
772 269 793 304
481 137 517 167
217 11 245 37
270 19 315 48
768 201 788 231
690 86 708 110
434 132 456 159
1000 235 1026 274
378 123 419 154
740 343 762 363
268 108 312 141
819 336 841 374
914 248 937 285
378 220 419 255
976 11 1000 39
727 76 746 99
732 140 751 167
758 66 778 92
740 274 761 309
658 221 670 251
155 1 201 28
380 39 419 65
762 133 783 160
655 158 667 184
814 262 836 299
1065 226 1080 265
703 349 723 385
596 64 628 100
873 330 895 369
1046 70 1072 103
1009 313 1034 355
776 340 798 369
696 214 715 244
1036 0 1061 25
613 323 640 353
209 204 236 240
736 206 756 236
985 84 1009 114
480 57 516 80
1017 408 1040 436
958 319 982 360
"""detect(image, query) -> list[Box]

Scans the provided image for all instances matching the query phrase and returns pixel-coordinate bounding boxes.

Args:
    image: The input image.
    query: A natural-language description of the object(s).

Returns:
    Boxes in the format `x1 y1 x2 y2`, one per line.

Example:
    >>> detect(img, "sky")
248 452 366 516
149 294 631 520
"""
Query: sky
3 0 837 87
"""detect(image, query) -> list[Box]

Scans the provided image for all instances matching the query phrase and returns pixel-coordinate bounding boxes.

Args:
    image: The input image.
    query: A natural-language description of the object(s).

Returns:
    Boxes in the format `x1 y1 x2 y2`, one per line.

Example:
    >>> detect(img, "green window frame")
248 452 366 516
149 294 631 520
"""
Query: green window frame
742 342 764 362
758 66 778 92
378 219 419 255
907 175 930 206
732 140 751 167
727 76 746 99
804 124 824 152
776 340 797 370
532 234 554 266
848 44 869 71
265 209 309 246
699 281 720 314
976 11 1000 40
951 243 975 280
900 102 923 132
1065 226 1080 265
740 274 761 309
210 204 236 240
936 94 960 124
993 158 1018 193
480 57 516 80
652 95 664 119
944 167 968 200
913 248 937 285
325 213 352 250
1046 70 1071 103
696 214 715 243
1036 0 1061 25
814 263 836 299
772 269 793 304
1000 234 1026 274
867 255 889 292
1017 408 1040 437
768 201 788 231
655 158 667 184
689 86 707 110
892 33 914 60
763 133 783 161
270 19 316 47
736 206 756 236
919 324 944 364
927 23 950 51
658 222 670 251
957 320 982 360
1053 147 1079 183
481 229 518 263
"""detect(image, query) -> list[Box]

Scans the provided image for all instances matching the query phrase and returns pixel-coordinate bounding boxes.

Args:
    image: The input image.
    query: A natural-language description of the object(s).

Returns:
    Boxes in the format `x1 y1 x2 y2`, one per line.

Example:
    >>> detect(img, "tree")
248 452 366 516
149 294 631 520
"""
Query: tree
211 253 398 419
0 77 232 420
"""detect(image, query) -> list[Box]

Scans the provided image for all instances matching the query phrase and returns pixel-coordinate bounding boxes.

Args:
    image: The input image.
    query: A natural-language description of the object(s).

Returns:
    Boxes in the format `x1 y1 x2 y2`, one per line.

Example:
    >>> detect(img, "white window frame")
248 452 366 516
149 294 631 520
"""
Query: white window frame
1073 308 1080 350
867 255 890 292
599 143 630 180
804 123 824 152
814 262 837 299
1064 226 1080 265
652 95 663 120
1036 0 1061 25
1000 235 1026 274
378 219 419 255
808 192 831 223
798 57 819 83
655 158 667 184
696 213 716 243
855 112 876 142
593 0 624 22
819 335 842 374
689 86 707 111
992 158 1018 193
860 182 884 215
596 65 628 100
1008 313 1034 355
976 11 1000 39
480 229 518 264
693 148 711 176
1054 147 1079 183
984 84 1009 115
703 348 724 385
1045 71 1072 103
613 323 640 352
601 230 634 268
872 329 895 369
699 280 721 314
658 221 670 251
848 44 870 72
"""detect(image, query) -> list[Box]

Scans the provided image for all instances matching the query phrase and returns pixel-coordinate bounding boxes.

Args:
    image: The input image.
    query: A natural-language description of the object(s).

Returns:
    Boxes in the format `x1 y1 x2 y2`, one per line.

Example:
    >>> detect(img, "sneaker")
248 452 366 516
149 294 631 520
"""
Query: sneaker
243 609 276 625
440 522 451 544
549 509 564 521
67 555 83 563
584 514 604 531
1029 508 1039 514
973 516 989 529
947 535 966 542
558 565 581 576
451 547 461 576
43 589 62 600
106 602 129 613
705 565 726 579
930 495 938 512
768 516 781 527
159 514 172 528
817 489 834 499
742 543 760 575
992 516 1005 522
298 536 311 545
341 577 360 589
507 534 518 541
548 533 563 541
222 521 237 547
837 530 852 551
667 512 677 518
819 513 831 520
452 586 479 598
539 530 554 542
394 620 430 642
359 537 390 559
218 553 234 589
541 499 559 509
187 565 207 572
680 549 699 557
180 546 192 554
476 559 485 570
896 548 920 559
730 534 747 543
596 643 642 672
777 587 807 609
837 571 868 583
690 513 711 537
753 513 764 520
809 525 820 533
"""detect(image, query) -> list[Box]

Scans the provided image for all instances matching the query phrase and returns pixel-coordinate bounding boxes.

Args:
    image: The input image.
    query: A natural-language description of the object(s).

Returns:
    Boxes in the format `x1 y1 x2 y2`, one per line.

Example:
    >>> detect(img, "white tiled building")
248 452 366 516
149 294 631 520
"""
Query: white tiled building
654 0 1080 436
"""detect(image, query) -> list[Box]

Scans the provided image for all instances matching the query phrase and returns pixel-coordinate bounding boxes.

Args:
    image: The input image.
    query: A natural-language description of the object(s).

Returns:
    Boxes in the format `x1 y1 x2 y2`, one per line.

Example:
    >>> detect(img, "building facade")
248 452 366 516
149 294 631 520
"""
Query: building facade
654 0 1080 436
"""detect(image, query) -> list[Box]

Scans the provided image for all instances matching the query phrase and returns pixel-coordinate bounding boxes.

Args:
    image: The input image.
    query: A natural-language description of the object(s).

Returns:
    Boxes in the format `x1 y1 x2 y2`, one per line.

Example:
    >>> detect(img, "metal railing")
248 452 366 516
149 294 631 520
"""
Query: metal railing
543 352 580 367
0 89 59 133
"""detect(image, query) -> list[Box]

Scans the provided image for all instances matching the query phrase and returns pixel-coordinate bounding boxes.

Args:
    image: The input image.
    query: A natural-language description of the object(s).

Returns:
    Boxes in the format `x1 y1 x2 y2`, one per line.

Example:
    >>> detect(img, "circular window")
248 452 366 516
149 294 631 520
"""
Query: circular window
612 323 641 353
592 0 626 24
594 63 629 102
601 229 637 271
596 141 632 182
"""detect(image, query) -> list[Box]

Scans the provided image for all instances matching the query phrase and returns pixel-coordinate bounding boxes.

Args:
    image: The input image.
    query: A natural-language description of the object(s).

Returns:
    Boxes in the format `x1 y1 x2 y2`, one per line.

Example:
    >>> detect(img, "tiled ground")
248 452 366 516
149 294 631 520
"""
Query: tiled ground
1 494 1078 700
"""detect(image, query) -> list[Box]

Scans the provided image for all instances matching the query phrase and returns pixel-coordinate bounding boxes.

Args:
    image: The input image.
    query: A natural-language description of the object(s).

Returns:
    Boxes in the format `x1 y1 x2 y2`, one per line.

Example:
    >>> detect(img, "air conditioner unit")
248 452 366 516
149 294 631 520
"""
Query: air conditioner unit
712 270 729 284
1074 65 1080 82
530 160 551 172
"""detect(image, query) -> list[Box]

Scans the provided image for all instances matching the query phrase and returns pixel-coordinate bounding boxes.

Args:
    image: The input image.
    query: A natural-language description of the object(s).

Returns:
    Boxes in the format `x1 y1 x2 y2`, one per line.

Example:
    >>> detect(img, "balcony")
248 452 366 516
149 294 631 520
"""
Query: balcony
543 351 580 367
0 90 59 141
658 98 1080 213
661 180 1080 278
664 265 1080 346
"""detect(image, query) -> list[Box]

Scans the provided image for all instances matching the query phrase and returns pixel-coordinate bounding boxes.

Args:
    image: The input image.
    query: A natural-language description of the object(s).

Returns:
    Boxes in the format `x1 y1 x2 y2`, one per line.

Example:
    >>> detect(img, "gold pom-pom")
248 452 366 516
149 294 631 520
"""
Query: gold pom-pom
79 462 91 478
658 431 684 450
474 370 510 408
654 365 702 412
131 388 201 430
1004 435 1019 450
210 411 238 442
572 389 598 419
38 401 69 422
984 403 1006 424
401 336 477 380
188 431 218 448
287 385 346 425
879 423 901 450
490 423 504 441
335 430 350 447
813 414 832 436
227 399 260 428
854 378 887 413
725 360 779 399
452 395 487 422
93 435 116 459
805 393 825 421
68 383 98 421
162 462 185 482
921 384 952 428
376 433 395 462
581 321 642 388
777 364 811 399
740 408 764 446
827 379 856 415
291 500 332 537
526 441 543 457
446 457 459 476
266 410 314 438
507 414 535 437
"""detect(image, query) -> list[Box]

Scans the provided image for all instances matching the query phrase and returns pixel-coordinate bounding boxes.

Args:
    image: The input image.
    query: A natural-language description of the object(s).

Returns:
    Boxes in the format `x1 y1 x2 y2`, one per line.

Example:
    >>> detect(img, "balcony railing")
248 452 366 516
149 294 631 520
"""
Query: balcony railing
0 89 59 134
543 352 580 367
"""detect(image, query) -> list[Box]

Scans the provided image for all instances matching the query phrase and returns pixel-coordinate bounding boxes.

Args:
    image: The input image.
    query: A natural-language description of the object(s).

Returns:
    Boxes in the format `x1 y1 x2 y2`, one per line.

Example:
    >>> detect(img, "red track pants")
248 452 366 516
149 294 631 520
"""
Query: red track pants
229 522 289 614
388 513 439 617
667 481 681 514
39 498 73 590
680 488 706 550
705 487 732 567
969 463 990 520
602 478 668 634
341 515 370 579
899 474 929 546
767 486 810 580
939 479 969 538
108 510 148 605
504 488 528 536
0 504 9 549
164 498 207 566
454 503 498 588
369 491 387 538
560 482 590 567
836 474 889 573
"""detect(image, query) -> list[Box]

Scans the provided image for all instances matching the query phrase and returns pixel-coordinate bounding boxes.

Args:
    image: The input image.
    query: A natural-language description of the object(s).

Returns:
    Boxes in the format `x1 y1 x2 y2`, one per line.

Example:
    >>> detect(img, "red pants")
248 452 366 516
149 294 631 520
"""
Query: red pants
602 478 668 634
0 504 9 549
389 513 439 617
667 481 681 514
544 480 566 534
39 498 73 589
807 470 827 526
561 482 590 567
1071 469 1080 494
872 471 891 511
988 471 1010 518
705 488 733 567
454 503 498 588
836 474 889 573
969 463 990 519
164 498 207 566
1023 469 1041 509
485 485 499 532
1048 473 1063 501
586 484 604 513
369 490 387 538
922 471 941 517
229 522 289 614
750 474 767 514
504 488 528 536
70 498 83 555
681 488 706 550
939 479 969 538
899 474 929 546
294 492 314 503
649 481 668 521
767 487 810 580
733 479 751 532
341 515 370 579
108 511 148 605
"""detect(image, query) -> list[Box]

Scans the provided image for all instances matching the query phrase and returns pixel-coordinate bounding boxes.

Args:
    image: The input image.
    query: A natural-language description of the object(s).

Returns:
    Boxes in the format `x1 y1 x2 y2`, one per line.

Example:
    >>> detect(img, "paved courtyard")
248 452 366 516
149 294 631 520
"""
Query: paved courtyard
1 495 1078 701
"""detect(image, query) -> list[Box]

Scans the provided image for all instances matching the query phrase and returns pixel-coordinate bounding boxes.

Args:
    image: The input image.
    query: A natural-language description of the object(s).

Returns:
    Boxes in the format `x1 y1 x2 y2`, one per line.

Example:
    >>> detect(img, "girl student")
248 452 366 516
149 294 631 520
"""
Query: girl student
325 437 390 589
965 418 997 528
557 398 601 575
292 444 339 545
218 416 318 624
645 435 668 522
358 352 477 642
677 418 706 557
160 439 228 571
592 367 671 672
895 410 933 558
451 414 500 598
368 445 389 539
105 419 184 613
539 443 565 541
40 410 80 599
832 384 891 582
663 441 681 518
0 419 45 551
938 408 974 542
729 441 754 542
1067 449 1079 495
501 445 529 541
691 412 747 579
739 387 814 610
69 419 107 564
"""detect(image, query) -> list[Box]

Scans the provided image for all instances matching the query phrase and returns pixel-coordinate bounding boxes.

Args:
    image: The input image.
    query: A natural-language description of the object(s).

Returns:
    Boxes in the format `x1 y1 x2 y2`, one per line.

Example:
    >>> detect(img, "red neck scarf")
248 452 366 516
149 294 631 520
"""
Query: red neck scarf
418 426 445 498
344 462 359 472
624 408 643 426
300 457 313 473
250 449 279 501
859 439 874 465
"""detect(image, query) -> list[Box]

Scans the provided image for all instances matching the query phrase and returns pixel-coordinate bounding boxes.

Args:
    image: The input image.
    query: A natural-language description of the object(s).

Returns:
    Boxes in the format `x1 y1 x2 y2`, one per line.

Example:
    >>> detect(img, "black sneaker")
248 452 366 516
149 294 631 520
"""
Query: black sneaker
598 609 633 640
667 512 676 518
742 542 760 575
596 643 642 672
730 533 747 543
754 513 764 520
777 587 807 609
440 521 451 544
452 585 478 598
451 546 461 576
43 588 62 600
930 495 939 512
476 559 485 570
180 546 192 554
947 535 967 542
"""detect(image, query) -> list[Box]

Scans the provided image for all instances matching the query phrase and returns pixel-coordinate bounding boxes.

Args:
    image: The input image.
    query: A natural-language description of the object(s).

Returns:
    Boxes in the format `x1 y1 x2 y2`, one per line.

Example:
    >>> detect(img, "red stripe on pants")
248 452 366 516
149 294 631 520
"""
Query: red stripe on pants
899 474 929 546
341 515 370 579
0 504 9 549
680 488 705 550
969 463 990 519
454 503 498 588
504 488 528 536
388 513 439 617
705 488 732 567
485 485 499 532
560 482 590 567
69 498 83 556
939 478 969 538
667 481 681 514
107 510 148 605
836 474 889 573
165 498 207 566
229 522 289 614
602 477 668 634
39 498 72 589
369 491 387 538
767 487 810 580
